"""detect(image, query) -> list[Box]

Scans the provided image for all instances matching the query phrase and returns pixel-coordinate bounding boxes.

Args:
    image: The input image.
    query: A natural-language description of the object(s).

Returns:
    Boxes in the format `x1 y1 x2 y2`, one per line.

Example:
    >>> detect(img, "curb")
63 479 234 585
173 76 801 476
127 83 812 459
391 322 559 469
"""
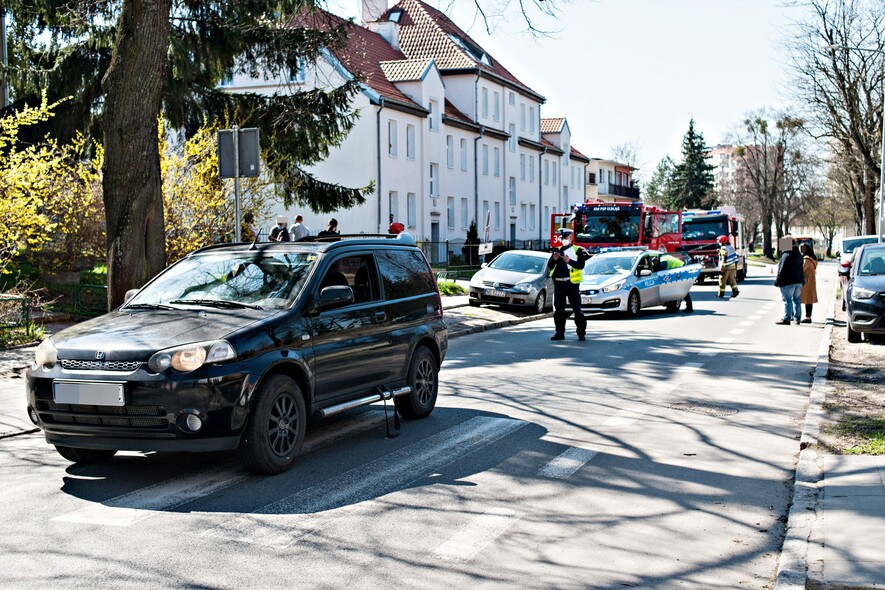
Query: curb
448 311 552 339
773 276 837 589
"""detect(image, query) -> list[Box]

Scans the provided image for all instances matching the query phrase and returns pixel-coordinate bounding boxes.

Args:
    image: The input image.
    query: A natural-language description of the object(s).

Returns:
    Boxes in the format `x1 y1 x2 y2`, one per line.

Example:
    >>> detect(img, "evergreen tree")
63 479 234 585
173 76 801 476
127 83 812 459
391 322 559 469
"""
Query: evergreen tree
645 156 675 207
2 1 364 307
667 119 716 210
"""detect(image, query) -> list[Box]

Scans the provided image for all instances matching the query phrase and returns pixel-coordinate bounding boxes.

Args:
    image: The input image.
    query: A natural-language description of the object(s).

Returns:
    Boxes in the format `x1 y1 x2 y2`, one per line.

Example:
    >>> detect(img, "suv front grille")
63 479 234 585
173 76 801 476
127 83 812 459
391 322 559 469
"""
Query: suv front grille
36 401 168 429
61 359 142 372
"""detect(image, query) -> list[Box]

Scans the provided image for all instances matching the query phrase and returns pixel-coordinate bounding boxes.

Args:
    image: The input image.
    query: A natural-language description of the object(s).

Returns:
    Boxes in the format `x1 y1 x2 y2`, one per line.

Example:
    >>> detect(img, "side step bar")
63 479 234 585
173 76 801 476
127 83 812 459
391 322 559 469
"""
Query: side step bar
318 386 412 418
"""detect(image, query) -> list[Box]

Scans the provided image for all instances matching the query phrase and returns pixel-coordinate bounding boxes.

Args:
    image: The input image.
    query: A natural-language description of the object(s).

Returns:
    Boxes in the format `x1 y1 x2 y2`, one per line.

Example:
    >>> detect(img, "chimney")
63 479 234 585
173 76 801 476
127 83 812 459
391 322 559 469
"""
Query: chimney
362 0 388 24
369 21 401 51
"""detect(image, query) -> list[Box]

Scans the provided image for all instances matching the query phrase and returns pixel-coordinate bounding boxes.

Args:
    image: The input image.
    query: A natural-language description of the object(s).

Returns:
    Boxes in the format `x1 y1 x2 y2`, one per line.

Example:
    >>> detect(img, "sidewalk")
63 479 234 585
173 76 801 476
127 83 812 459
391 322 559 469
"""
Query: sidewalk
776 263 885 589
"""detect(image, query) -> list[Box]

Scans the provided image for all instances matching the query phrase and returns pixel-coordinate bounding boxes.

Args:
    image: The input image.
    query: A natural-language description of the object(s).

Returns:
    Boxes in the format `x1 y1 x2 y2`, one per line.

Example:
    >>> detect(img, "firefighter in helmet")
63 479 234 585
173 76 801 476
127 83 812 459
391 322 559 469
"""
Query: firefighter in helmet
547 228 589 341
717 235 740 299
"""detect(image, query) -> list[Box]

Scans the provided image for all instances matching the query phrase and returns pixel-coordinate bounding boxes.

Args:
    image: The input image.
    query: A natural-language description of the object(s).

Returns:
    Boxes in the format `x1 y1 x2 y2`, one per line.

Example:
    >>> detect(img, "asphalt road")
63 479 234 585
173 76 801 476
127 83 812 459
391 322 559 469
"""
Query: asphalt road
0 263 836 590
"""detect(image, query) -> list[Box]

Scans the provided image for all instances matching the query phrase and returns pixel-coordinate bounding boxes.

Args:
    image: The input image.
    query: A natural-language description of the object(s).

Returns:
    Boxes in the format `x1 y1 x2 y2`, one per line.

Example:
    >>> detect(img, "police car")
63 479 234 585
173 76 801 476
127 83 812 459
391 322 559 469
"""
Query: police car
575 249 701 316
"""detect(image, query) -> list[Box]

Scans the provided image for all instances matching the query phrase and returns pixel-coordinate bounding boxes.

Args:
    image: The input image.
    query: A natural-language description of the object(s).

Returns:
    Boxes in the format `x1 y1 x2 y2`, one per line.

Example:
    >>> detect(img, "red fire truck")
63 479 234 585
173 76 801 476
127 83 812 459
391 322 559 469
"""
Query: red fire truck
679 206 747 282
550 200 683 253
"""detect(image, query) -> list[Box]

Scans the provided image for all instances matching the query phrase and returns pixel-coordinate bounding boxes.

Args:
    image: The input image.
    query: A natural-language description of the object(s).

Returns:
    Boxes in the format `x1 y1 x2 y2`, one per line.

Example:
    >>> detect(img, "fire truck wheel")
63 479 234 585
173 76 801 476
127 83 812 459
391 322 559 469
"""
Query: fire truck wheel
625 290 641 317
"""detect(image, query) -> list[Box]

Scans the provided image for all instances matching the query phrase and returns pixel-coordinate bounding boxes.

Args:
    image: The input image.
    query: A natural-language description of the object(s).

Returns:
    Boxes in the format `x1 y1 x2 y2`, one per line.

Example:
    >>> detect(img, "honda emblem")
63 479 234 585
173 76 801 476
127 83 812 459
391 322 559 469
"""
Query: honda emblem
95 351 106 360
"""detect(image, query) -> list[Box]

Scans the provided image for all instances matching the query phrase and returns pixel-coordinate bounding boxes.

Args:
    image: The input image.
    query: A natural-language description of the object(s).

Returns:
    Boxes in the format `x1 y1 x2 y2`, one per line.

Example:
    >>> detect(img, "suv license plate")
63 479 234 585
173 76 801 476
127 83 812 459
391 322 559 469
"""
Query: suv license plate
485 289 507 298
53 381 125 406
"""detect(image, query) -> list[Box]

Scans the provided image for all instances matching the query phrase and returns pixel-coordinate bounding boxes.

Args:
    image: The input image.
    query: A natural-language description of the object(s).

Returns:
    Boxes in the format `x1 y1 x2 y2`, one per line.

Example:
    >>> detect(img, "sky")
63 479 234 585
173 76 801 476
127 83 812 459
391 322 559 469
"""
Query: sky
327 0 806 180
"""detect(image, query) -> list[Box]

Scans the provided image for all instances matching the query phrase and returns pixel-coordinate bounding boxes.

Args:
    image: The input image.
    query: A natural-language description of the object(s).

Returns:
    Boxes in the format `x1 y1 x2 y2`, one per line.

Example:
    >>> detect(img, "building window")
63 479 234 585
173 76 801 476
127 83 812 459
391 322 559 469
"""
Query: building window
481 87 488 119
544 159 549 185
389 191 399 220
460 138 468 171
494 202 501 230
520 103 526 131
520 204 527 230
493 91 500 121
482 200 490 235
461 197 468 229
543 206 549 232
289 58 305 83
508 124 516 152
429 99 439 131
430 163 439 197
406 124 416 160
509 92 515 106
529 204 536 230
447 197 455 229
552 161 557 185
509 177 516 205
388 120 397 156
529 107 535 133
529 157 535 182
520 154 526 181
493 147 500 177
482 144 489 176
407 192 416 228
446 135 454 168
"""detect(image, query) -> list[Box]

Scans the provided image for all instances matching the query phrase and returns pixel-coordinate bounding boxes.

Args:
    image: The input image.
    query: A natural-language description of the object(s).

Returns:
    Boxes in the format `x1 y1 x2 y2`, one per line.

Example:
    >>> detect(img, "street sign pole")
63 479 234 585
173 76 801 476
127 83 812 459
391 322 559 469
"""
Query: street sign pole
233 126 242 242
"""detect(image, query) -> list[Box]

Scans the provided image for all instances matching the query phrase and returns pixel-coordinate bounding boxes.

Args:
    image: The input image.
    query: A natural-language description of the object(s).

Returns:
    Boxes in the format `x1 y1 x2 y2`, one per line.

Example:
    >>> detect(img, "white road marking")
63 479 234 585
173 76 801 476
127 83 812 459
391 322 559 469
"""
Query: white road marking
678 362 704 372
432 507 522 562
749 315 763 320
651 382 677 395
204 416 528 547
715 337 735 344
728 328 745 335
538 447 598 479
739 321 754 327
54 467 248 526
699 349 720 357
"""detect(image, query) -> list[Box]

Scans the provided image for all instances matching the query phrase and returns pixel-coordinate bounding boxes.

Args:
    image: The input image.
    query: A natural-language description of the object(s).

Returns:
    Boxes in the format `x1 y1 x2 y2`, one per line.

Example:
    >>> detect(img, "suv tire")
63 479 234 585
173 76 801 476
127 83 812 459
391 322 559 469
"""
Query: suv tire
240 375 307 474
55 446 117 464
395 347 438 419
847 323 862 343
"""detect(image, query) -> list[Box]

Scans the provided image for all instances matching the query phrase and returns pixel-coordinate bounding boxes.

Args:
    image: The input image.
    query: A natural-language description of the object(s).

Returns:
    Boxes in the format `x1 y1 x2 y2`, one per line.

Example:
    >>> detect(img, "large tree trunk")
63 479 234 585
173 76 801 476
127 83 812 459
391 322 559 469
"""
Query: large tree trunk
101 0 171 310
762 209 773 259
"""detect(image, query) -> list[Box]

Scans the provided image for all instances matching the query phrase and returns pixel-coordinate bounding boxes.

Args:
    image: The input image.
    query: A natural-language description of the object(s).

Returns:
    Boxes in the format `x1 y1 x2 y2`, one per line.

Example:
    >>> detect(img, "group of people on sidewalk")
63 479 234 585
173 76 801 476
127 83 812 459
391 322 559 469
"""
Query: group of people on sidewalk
241 214 340 243
775 242 818 325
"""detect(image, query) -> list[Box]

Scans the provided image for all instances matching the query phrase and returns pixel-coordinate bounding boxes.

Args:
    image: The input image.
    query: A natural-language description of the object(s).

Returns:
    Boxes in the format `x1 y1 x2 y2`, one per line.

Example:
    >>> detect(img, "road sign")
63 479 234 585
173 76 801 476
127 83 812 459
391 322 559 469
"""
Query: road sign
478 242 493 255
217 128 260 178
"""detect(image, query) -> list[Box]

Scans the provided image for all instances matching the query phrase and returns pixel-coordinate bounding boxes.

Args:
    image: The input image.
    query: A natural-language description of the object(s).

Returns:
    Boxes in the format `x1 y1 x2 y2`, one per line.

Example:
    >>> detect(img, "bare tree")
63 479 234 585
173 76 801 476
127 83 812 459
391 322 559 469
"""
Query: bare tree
436 0 567 37
787 0 884 234
610 140 645 187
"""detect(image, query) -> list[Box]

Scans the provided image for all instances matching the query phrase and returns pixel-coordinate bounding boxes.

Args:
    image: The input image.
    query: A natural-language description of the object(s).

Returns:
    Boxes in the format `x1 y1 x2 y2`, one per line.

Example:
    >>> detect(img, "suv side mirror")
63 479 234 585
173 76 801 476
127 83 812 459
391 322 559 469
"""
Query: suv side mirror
838 266 851 277
317 285 355 311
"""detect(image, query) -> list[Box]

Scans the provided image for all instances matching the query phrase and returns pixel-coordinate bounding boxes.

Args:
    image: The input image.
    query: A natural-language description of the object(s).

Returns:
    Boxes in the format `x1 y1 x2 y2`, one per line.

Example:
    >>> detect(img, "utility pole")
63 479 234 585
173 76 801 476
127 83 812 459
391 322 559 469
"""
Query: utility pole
1 11 8 109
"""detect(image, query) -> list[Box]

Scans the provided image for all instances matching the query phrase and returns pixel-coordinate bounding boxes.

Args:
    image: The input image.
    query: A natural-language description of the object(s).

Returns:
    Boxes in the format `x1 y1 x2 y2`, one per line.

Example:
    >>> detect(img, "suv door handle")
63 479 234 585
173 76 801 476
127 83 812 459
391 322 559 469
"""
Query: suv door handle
374 311 387 322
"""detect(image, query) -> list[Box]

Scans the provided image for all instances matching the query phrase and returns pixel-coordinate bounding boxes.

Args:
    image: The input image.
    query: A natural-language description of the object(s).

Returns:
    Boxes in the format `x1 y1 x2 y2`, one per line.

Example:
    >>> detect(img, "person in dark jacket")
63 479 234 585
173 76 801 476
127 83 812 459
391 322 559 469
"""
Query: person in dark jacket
775 244 805 325
317 218 339 238
547 228 590 341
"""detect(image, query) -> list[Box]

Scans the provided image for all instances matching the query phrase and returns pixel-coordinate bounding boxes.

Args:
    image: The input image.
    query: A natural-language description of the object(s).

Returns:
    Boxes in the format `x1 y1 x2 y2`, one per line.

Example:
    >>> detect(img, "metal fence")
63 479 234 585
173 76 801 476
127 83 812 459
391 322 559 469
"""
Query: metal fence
415 239 554 279
0 294 29 329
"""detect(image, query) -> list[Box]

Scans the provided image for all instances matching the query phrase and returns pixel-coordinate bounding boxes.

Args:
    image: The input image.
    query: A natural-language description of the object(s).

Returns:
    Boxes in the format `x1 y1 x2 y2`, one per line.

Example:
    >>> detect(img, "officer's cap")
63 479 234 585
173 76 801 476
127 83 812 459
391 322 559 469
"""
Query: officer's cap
558 228 574 237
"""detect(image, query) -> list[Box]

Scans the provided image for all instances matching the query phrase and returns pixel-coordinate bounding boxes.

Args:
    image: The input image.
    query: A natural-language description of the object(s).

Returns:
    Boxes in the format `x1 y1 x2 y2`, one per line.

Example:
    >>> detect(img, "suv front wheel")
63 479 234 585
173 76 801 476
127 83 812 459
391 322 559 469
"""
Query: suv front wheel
395 347 438 419
240 375 307 474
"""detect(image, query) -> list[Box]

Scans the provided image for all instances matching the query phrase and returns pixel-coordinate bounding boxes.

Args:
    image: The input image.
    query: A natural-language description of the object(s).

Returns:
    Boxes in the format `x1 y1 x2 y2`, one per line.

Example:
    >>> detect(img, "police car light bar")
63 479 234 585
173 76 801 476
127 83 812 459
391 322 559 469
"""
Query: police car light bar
597 246 649 253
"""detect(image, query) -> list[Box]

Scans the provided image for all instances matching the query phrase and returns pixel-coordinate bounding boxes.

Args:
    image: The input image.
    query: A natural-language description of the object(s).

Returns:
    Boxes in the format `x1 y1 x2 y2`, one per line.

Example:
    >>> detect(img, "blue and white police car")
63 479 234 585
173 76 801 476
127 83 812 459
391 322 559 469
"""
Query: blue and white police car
576 249 701 316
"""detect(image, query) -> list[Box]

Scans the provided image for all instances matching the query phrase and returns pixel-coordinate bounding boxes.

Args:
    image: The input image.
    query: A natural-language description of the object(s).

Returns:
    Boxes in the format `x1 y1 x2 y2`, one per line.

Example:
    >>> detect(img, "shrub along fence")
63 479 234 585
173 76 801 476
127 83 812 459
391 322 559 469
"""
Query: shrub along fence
416 239 553 280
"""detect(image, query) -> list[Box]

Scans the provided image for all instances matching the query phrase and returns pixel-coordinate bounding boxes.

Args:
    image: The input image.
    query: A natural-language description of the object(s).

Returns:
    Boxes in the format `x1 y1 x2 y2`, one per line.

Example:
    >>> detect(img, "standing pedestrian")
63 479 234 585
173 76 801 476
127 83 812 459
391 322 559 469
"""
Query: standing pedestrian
800 243 818 323
717 235 740 299
241 212 258 242
547 228 589 341
659 253 694 312
290 215 310 240
269 215 291 242
317 218 339 238
775 243 804 325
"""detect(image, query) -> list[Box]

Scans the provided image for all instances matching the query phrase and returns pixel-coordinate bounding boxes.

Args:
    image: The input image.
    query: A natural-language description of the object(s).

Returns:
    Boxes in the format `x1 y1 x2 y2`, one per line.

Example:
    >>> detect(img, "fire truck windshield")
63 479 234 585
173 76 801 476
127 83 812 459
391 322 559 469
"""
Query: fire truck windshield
682 217 728 241
576 210 641 243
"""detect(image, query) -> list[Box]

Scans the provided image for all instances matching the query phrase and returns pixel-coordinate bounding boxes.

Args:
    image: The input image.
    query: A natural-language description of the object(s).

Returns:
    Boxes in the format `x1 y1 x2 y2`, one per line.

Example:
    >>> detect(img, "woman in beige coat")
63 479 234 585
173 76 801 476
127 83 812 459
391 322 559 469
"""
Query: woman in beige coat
800 243 818 323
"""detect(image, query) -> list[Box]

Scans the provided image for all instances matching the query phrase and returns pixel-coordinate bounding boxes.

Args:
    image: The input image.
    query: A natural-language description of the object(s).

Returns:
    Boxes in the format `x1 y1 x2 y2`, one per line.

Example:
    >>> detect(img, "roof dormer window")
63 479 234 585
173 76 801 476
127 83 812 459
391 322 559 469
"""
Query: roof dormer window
447 34 491 66
387 9 403 22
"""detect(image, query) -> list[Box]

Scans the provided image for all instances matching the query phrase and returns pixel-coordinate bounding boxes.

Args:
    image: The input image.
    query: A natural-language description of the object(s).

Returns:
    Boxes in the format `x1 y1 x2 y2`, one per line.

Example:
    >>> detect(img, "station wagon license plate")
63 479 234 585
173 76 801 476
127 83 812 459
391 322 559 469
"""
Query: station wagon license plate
485 289 507 298
53 381 125 406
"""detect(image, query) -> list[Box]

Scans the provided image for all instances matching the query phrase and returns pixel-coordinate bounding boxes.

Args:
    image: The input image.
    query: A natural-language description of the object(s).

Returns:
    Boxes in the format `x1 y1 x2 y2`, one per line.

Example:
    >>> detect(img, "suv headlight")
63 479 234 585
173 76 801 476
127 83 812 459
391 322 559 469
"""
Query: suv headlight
852 287 876 300
34 339 58 370
512 282 533 293
602 280 626 293
148 340 236 373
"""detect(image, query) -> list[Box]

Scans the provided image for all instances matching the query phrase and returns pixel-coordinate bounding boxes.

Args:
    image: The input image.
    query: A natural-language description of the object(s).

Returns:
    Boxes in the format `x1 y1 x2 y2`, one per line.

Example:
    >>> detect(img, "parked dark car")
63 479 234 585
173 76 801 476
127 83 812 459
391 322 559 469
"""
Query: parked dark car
839 235 880 310
26 234 447 474
841 242 885 343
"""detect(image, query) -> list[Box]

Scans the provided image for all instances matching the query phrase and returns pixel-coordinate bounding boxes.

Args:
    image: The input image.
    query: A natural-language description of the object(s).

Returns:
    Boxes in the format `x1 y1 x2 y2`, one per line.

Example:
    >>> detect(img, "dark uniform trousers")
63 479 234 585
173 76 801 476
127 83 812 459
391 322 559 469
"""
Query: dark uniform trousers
553 279 586 337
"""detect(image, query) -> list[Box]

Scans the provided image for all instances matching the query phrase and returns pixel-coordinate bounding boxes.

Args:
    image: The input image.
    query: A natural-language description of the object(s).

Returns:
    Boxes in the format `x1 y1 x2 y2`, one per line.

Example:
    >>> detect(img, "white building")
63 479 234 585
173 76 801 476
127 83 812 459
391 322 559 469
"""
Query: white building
226 0 589 250
585 159 640 204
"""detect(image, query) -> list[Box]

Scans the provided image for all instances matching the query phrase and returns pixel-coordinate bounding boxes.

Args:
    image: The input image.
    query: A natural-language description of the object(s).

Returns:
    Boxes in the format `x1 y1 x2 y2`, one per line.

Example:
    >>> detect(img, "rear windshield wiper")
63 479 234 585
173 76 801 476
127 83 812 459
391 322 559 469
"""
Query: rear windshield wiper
169 298 263 310
124 303 177 310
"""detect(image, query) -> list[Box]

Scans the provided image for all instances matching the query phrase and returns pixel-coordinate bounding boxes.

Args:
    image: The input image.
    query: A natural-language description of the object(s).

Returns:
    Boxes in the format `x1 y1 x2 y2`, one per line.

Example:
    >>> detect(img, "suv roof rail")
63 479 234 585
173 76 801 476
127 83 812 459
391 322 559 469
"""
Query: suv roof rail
304 232 417 246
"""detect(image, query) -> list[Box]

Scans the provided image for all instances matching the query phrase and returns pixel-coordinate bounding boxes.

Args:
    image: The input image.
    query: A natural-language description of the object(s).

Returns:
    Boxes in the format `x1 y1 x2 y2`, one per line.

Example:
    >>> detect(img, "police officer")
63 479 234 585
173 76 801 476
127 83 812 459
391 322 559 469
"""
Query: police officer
659 253 694 313
717 235 740 299
547 228 589 341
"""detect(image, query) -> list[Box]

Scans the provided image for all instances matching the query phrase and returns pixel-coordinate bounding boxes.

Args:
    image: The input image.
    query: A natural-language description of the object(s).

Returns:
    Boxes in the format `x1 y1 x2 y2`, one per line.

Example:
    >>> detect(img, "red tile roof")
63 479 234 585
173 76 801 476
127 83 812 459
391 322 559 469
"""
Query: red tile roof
379 58 434 82
541 137 564 155
385 0 543 100
540 117 565 134
570 146 590 162
444 99 475 127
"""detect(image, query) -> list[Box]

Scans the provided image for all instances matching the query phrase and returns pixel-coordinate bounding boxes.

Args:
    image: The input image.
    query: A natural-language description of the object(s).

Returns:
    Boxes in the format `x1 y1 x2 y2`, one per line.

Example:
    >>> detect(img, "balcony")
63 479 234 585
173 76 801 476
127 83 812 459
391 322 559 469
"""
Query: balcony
598 183 640 200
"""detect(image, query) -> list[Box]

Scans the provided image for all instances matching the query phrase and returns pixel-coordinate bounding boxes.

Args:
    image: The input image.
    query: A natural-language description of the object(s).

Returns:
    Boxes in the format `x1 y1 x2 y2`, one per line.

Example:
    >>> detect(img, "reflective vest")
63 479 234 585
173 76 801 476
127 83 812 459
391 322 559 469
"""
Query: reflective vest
720 244 738 268
549 246 584 284
659 254 684 269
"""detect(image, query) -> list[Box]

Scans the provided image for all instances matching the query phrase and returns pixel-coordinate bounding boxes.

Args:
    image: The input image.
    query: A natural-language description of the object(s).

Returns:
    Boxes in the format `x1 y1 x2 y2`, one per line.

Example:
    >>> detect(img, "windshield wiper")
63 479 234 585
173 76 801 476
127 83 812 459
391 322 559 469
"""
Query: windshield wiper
124 303 176 310
169 299 263 310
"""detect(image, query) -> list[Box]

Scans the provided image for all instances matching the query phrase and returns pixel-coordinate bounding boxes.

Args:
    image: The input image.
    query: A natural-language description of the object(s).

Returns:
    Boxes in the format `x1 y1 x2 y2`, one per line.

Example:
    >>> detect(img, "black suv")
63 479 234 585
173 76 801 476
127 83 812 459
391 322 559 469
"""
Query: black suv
26 234 447 474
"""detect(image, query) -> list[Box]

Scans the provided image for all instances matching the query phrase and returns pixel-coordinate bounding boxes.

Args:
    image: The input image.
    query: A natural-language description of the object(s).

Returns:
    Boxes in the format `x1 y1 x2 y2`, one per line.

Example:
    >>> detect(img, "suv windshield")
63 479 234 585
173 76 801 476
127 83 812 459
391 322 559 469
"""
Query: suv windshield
583 255 638 275
858 249 885 275
488 253 545 274
126 251 316 310
682 217 728 241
